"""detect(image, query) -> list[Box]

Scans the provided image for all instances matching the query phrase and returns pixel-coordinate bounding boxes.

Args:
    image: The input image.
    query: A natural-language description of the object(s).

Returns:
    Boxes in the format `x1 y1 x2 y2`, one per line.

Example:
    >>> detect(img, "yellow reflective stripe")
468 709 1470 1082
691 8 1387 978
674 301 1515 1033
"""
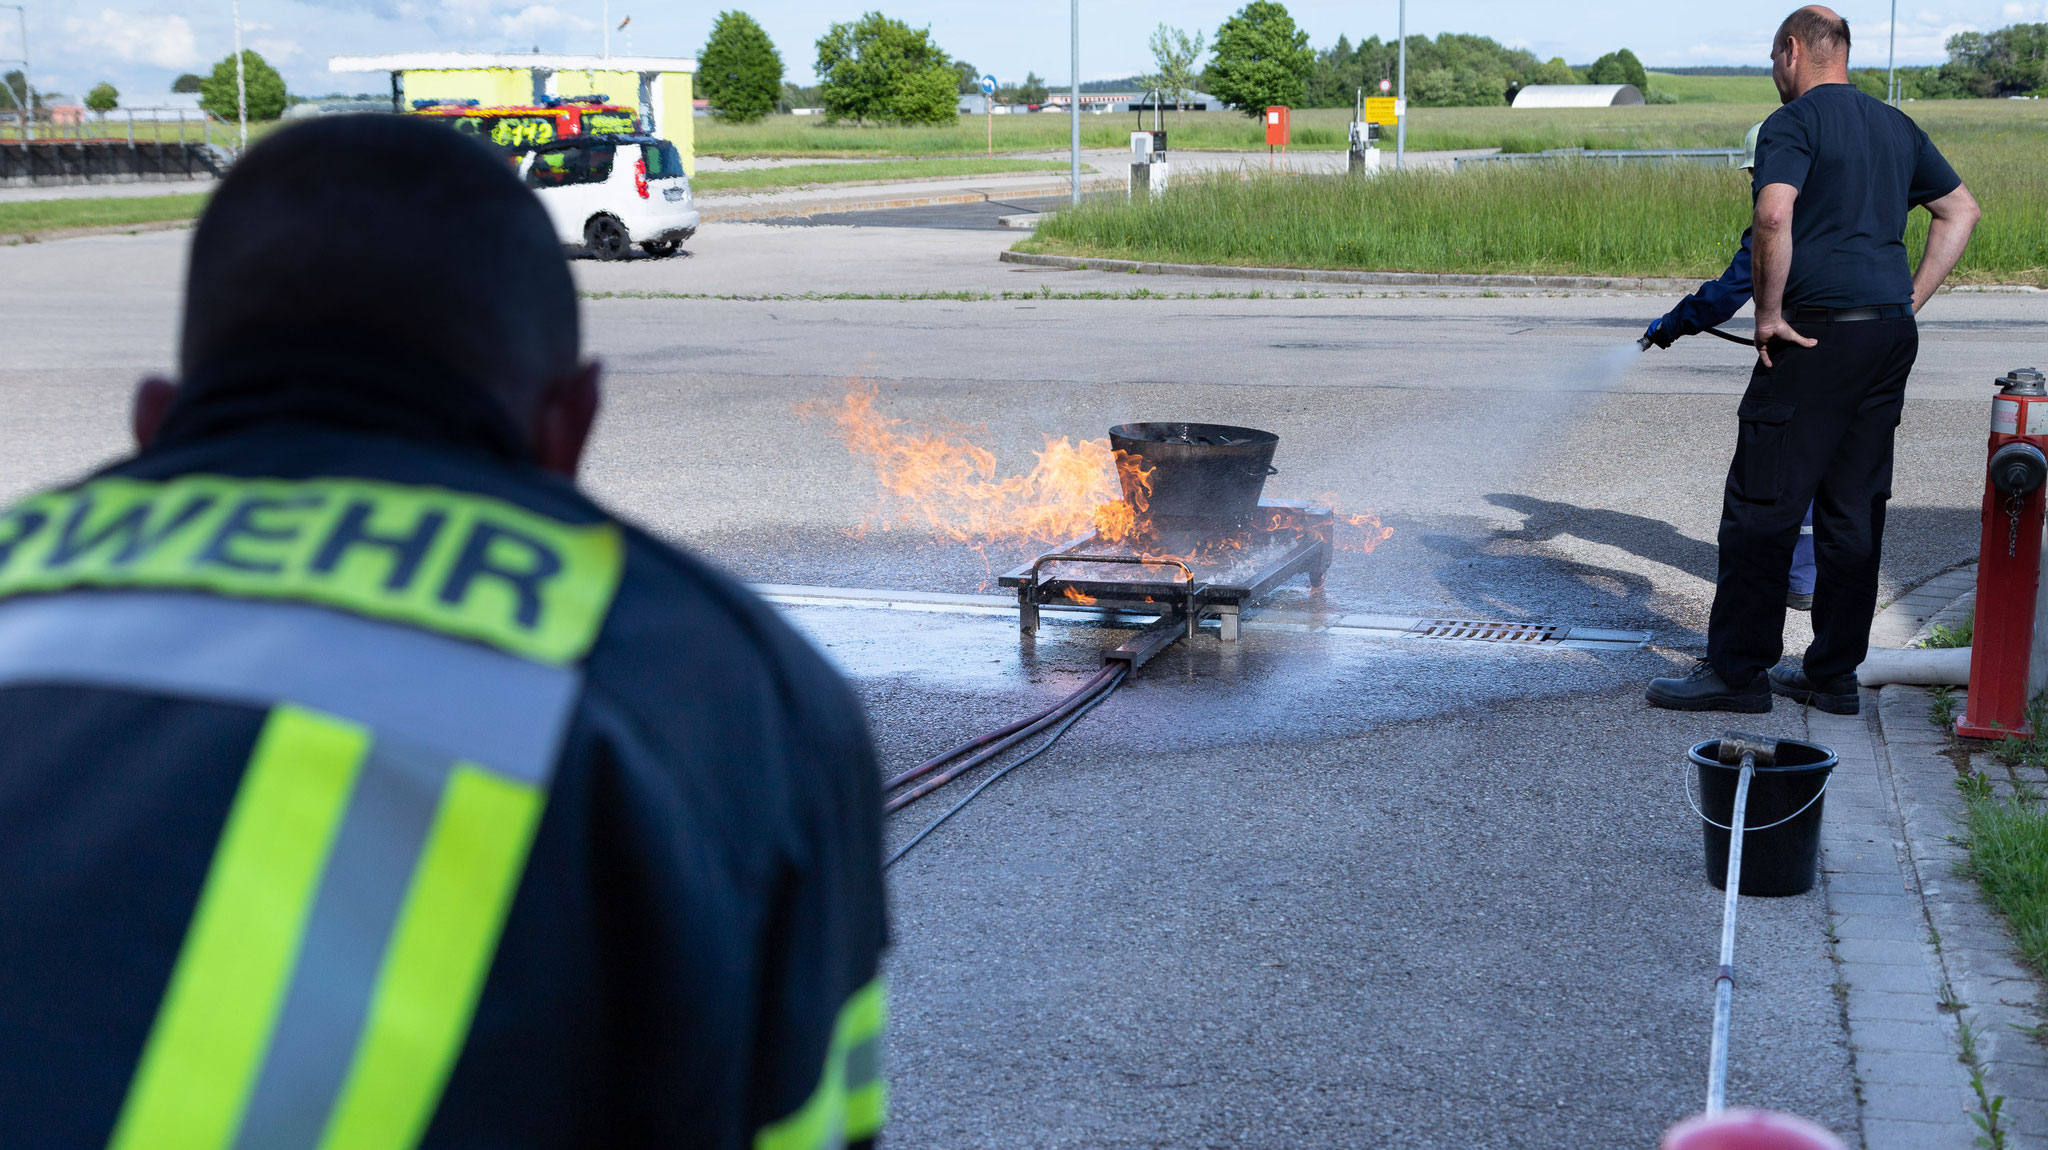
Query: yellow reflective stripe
0 475 622 665
108 706 371 1150
845 1076 886 1141
317 764 546 1150
753 977 888 1150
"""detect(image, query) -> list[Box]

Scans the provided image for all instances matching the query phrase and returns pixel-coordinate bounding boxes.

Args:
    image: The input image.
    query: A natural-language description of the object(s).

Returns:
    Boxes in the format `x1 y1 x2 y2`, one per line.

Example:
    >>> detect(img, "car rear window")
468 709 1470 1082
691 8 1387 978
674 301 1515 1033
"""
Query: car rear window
641 141 686 179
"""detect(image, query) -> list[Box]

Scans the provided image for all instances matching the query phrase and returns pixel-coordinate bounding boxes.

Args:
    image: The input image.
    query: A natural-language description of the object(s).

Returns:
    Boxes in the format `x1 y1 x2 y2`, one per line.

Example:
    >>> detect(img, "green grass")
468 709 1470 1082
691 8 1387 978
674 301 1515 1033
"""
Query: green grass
1017 105 2048 285
692 157 1070 192
1643 72 1783 103
0 193 209 236
1962 789 2048 971
696 100 2044 157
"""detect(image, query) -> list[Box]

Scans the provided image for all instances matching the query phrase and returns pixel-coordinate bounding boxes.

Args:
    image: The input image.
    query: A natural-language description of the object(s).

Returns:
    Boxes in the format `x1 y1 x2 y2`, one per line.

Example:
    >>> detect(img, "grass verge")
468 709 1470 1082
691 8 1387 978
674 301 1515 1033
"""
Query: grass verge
1017 112 2047 284
697 101 2045 156
1960 789 2048 970
693 157 1070 192
0 193 208 236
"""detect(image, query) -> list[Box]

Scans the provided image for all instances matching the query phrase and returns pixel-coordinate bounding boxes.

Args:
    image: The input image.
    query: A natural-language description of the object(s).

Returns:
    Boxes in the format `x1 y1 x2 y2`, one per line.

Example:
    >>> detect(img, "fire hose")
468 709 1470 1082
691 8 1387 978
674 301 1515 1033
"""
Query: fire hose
881 611 1190 867
883 665 1128 869
1638 326 1756 352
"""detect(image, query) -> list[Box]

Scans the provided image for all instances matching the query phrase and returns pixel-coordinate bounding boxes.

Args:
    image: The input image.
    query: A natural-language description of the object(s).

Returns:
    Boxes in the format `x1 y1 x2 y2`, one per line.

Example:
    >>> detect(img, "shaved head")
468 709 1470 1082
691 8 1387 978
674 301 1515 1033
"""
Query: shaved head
178 114 578 421
1776 5 1851 65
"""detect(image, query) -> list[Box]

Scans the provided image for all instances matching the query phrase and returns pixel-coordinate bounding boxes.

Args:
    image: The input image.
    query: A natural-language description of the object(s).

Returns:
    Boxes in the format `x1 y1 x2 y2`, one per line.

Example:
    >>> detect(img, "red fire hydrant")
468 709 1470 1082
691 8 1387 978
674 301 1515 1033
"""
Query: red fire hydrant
1959 367 2048 739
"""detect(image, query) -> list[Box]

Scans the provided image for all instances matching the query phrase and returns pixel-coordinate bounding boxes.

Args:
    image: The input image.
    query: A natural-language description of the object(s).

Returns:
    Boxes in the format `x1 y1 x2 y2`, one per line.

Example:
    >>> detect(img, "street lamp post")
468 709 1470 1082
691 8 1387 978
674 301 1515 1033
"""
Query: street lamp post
231 0 248 151
1395 0 1406 170
0 5 33 143
1887 0 1898 105
1069 0 1080 206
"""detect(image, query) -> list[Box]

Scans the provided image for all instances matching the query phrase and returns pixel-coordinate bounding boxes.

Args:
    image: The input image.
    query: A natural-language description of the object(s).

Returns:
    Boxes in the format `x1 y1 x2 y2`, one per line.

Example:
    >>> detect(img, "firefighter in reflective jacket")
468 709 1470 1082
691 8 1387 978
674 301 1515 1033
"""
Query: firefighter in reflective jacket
0 115 887 1149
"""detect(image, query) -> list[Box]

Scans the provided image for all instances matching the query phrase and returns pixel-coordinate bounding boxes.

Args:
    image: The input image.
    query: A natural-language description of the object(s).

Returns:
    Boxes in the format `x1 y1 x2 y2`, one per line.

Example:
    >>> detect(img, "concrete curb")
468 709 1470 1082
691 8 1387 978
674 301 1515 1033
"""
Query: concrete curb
1000 251 2048 295
0 217 195 246
1829 563 2048 1146
998 250 1704 292
699 178 1121 224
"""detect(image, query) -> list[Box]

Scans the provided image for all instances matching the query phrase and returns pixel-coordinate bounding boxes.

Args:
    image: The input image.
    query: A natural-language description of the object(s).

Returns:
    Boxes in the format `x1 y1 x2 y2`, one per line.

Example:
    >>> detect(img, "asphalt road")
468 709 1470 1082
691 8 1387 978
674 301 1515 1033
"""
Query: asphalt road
4 216 2044 1147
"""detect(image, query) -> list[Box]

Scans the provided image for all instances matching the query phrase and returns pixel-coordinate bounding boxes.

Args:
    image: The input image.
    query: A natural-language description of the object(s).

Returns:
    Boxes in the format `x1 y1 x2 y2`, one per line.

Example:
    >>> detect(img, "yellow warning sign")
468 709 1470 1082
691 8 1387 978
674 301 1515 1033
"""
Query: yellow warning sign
1365 97 1399 124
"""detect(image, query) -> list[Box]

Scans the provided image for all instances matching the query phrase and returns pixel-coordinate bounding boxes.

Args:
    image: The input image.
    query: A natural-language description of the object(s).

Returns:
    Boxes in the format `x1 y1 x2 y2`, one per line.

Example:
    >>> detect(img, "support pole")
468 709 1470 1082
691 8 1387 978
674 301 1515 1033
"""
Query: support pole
1886 0 1898 105
1069 0 1080 206
1394 0 1406 170
231 0 247 153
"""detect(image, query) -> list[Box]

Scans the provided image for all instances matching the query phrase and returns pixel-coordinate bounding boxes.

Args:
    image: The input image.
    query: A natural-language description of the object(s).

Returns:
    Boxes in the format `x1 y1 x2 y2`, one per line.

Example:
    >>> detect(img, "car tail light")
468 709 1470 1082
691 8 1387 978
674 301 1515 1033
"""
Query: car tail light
634 158 649 199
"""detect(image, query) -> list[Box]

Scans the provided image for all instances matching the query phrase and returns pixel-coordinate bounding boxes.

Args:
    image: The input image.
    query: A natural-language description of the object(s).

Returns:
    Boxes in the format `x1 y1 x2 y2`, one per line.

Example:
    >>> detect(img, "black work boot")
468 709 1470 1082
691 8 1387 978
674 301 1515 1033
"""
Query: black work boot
1769 665 1860 715
1646 662 1771 713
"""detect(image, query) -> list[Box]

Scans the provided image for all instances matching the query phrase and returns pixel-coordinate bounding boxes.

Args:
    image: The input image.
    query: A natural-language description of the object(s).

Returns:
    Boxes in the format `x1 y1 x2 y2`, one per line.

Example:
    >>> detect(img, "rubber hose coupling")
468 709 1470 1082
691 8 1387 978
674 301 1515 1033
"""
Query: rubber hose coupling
1990 442 2048 496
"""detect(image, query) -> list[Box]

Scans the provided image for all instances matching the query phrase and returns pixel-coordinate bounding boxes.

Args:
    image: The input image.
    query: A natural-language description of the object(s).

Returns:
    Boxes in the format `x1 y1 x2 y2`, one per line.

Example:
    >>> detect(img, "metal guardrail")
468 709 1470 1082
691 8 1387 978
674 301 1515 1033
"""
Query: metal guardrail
1455 147 1746 171
1 107 229 185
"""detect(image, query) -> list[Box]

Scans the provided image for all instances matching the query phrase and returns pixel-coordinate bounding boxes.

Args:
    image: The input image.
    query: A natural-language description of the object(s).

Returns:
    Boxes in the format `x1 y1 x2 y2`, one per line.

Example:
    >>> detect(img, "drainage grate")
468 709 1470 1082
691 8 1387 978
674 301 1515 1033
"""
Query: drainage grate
1412 619 1560 644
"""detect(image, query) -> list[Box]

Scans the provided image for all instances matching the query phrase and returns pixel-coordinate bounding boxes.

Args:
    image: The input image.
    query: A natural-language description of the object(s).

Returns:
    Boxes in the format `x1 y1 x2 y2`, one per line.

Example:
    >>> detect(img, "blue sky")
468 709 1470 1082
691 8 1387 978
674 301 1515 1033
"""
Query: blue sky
10 0 2045 105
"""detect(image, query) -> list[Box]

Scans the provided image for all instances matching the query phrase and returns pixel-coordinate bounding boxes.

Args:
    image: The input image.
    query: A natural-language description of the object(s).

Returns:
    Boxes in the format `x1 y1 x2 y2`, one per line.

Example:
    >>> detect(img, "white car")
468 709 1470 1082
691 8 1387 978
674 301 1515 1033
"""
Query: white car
517 135 700 259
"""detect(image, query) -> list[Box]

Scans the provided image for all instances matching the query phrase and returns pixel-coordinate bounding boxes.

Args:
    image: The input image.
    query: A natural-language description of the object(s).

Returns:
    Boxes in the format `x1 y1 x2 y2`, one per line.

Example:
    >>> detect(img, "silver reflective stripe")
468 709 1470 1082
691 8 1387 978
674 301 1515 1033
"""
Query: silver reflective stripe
844 1035 881 1093
234 739 453 1150
0 590 577 782
0 590 584 1147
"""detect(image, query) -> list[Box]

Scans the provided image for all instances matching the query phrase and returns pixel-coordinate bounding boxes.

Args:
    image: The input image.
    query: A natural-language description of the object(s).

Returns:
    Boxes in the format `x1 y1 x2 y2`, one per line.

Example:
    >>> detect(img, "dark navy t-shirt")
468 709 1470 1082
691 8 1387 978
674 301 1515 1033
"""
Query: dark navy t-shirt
1751 84 1962 308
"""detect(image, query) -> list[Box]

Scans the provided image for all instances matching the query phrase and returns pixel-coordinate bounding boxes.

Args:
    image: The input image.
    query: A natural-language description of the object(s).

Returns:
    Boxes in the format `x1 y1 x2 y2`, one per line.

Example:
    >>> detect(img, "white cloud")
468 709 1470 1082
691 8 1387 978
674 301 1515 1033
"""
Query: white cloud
252 38 304 62
62 9 200 71
2000 1 2046 17
494 4 596 40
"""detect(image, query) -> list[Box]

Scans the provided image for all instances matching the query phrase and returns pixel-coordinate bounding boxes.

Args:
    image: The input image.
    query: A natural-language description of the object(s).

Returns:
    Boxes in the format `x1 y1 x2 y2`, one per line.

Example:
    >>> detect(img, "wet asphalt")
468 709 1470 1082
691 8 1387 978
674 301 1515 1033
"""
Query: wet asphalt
5 217 2045 1146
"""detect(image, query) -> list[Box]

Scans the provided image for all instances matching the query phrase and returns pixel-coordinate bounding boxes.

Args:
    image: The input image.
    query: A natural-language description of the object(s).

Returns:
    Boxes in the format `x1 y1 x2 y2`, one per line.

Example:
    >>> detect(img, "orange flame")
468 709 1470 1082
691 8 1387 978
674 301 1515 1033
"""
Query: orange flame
824 385 1151 558
818 387 1394 570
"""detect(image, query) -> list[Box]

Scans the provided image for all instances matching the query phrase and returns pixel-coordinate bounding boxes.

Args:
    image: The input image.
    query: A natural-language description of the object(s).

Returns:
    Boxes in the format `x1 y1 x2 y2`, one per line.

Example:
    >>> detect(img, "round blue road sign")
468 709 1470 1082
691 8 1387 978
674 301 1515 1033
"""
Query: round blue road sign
980 74 997 95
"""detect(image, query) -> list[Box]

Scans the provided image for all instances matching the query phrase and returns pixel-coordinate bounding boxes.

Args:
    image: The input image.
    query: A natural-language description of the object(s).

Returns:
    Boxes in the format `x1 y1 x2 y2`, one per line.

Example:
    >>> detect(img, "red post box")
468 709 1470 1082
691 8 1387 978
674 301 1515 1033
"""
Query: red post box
1264 105 1290 148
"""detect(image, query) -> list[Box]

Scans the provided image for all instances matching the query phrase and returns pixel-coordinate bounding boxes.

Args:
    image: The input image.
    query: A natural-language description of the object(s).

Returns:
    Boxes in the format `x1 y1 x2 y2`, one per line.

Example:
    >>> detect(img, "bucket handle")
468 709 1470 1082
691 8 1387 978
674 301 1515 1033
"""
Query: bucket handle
1682 765 1831 833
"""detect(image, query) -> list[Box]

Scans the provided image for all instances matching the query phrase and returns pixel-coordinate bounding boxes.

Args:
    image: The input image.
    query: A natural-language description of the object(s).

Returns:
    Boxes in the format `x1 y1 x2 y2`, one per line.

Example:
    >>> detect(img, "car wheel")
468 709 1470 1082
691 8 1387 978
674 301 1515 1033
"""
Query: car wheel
640 239 680 257
585 216 630 260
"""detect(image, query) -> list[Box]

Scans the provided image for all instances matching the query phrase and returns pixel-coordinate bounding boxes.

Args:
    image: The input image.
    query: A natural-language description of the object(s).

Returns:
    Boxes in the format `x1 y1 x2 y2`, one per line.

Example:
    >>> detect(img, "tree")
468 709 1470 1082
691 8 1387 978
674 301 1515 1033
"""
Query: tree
1531 57 1579 86
1000 71 1049 105
1146 24 1205 110
815 12 960 125
85 82 119 113
198 50 288 121
1586 48 1647 90
172 73 203 94
699 11 783 122
0 70 32 111
949 57 979 95
1207 0 1314 116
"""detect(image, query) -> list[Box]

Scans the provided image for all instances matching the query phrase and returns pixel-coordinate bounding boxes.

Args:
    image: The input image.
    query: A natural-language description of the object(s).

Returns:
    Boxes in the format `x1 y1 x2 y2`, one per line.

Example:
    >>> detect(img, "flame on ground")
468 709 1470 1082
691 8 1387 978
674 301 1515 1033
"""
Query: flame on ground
819 386 1394 564
824 385 1150 557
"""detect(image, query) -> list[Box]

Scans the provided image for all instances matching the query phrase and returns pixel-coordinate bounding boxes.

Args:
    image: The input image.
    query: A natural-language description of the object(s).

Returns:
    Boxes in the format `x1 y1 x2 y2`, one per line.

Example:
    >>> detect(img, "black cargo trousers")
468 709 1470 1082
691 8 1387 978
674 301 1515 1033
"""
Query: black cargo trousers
1706 309 1918 687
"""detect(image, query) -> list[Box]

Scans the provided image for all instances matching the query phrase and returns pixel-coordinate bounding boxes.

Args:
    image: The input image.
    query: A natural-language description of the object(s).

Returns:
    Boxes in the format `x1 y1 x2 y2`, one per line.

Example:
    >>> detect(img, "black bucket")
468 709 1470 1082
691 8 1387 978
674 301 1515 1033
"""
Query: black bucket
1108 422 1280 534
1688 738 1836 897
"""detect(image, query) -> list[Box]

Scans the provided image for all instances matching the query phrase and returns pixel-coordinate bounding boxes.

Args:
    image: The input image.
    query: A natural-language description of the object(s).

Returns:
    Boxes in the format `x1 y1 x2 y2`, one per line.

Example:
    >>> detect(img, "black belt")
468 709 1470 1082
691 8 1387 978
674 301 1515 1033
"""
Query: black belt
1788 304 1912 323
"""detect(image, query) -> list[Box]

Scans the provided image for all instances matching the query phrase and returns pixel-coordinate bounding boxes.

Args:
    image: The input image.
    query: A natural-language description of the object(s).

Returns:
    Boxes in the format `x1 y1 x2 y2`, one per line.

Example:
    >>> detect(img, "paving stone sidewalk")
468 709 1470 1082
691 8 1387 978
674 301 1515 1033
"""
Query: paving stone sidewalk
1812 563 2048 1148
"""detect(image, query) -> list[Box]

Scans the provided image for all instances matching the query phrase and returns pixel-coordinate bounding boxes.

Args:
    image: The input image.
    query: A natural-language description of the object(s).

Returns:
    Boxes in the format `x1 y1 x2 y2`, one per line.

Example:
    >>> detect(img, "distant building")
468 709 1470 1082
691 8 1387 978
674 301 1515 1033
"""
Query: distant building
1511 84 1644 108
954 90 1220 116
329 52 697 170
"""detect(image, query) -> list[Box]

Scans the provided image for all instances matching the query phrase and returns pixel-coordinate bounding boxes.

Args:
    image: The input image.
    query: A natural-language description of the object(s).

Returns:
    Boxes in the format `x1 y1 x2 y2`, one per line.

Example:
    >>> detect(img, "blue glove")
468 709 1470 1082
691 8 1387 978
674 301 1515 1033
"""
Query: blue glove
1643 317 1678 349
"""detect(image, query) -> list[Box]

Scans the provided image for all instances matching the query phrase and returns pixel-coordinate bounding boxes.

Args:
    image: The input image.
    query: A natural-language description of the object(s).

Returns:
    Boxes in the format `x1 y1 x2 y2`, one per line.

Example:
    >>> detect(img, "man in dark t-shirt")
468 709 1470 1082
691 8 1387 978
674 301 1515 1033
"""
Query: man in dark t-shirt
1648 4 1979 715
